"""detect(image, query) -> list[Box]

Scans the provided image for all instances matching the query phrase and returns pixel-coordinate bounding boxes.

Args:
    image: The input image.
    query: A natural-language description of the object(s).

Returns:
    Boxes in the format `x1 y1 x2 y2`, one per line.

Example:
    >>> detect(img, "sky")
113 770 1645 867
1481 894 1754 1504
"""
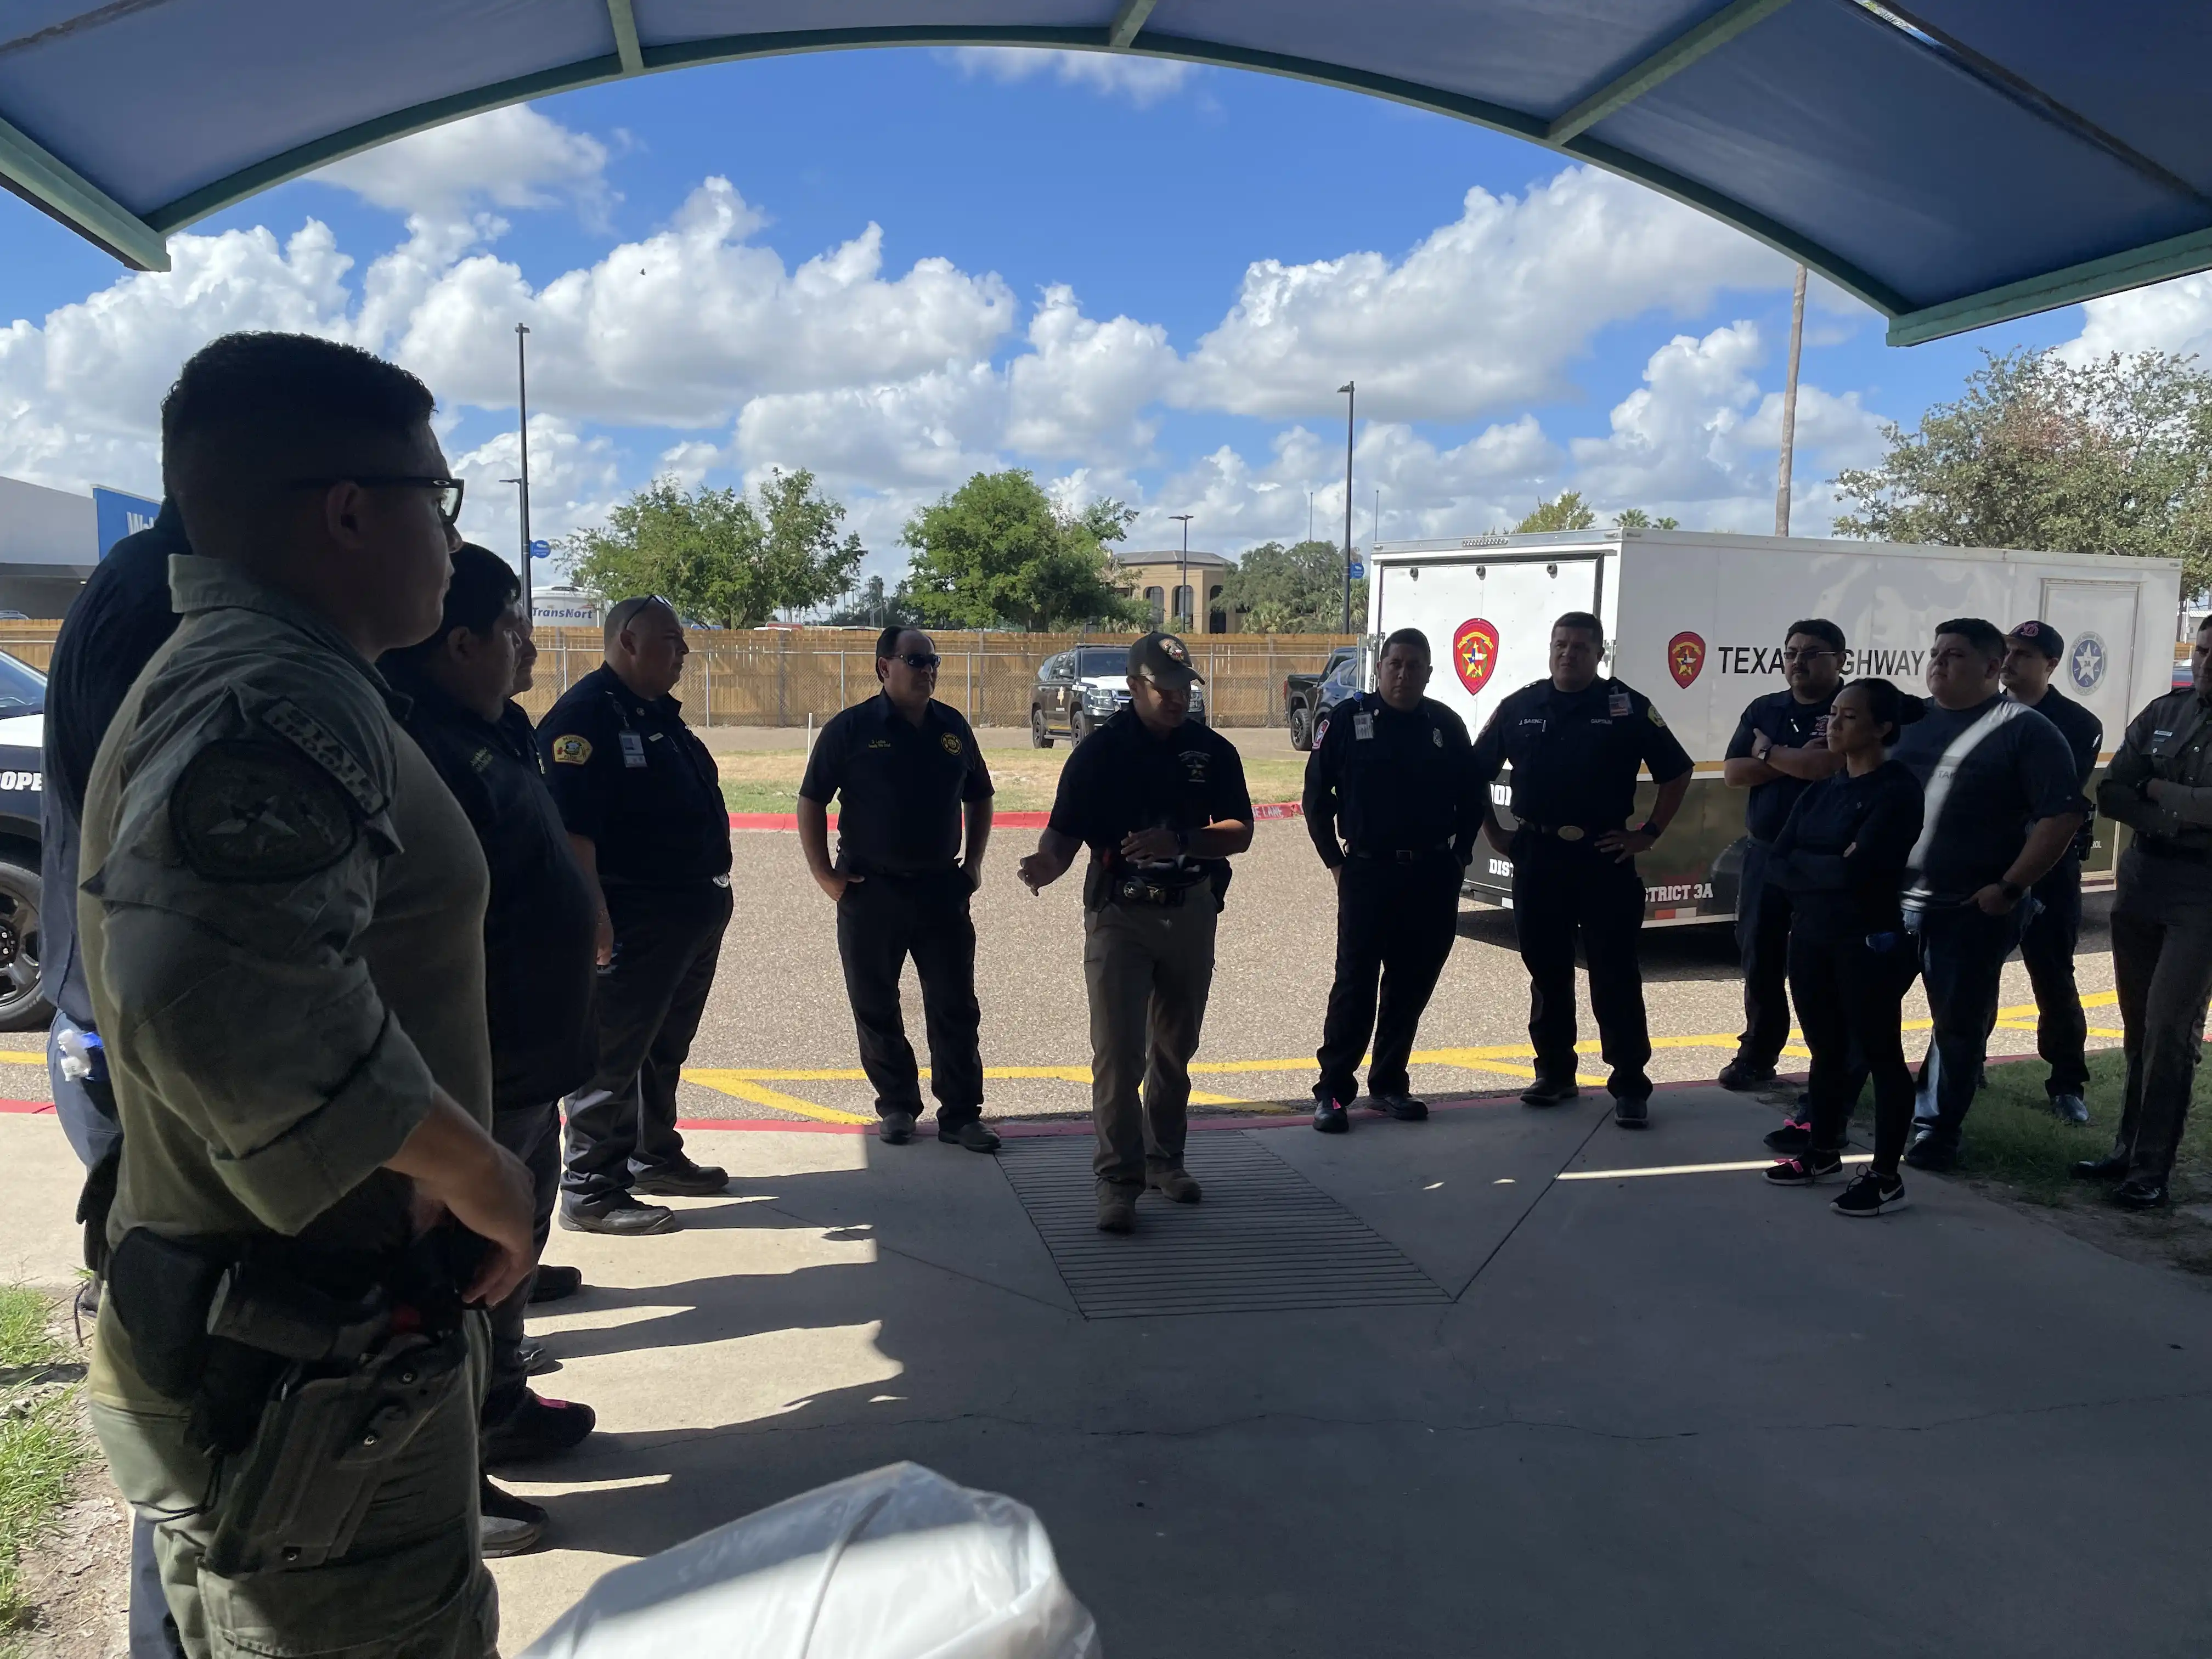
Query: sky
5 44 2212 597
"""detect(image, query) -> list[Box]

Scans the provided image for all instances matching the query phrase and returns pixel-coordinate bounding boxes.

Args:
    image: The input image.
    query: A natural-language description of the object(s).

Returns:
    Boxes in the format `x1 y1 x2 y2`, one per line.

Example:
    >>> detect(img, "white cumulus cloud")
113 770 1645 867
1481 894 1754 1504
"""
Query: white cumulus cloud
314 105 619 226
947 48 1197 106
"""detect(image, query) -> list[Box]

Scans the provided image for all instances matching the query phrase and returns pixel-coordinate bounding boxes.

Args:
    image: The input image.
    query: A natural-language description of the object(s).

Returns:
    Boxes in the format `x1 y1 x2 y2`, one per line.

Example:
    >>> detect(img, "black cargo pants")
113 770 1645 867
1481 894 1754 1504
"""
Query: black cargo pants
1315 850 1462 1104
835 868 985 1127
1510 832 1652 1099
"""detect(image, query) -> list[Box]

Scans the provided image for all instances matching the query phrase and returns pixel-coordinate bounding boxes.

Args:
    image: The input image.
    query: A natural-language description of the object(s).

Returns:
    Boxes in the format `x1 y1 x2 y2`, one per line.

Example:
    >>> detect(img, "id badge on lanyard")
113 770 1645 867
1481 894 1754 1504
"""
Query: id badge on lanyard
619 731 647 769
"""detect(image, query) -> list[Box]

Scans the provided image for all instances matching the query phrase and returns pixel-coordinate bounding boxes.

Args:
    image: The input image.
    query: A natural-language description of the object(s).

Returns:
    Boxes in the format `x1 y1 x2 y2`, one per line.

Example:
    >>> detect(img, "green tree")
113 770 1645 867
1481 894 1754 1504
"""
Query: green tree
566 469 864 627
899 470 1148 629
1514 491 1597 533
823 574 919 629
1612 507 1681 530
1216 538 1365 633
1833 348 2212 591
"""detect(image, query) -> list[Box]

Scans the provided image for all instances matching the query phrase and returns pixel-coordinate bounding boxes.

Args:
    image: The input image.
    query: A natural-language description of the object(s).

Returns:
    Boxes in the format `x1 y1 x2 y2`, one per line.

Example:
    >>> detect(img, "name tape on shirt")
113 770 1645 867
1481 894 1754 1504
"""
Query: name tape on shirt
551 734 592 765
261 698 385 816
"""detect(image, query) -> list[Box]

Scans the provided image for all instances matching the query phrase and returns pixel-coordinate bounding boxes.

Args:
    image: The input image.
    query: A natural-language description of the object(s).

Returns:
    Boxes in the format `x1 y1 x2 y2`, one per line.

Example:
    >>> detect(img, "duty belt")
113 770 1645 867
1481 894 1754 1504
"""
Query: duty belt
1351 841 1454 863
1515 821 1594 843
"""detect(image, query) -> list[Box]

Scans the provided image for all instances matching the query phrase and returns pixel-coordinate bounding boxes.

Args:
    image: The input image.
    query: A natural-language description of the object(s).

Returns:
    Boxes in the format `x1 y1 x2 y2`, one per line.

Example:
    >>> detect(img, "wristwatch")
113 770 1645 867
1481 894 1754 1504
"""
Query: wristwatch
1999 878 2025 901
1638 820 1665 841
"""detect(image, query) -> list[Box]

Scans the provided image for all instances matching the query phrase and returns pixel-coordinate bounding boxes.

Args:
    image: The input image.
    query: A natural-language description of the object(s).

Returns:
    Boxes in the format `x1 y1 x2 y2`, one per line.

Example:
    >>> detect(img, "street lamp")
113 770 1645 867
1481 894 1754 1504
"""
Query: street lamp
514 322 533 621
1338 381 1355 634
1169 512 1193 633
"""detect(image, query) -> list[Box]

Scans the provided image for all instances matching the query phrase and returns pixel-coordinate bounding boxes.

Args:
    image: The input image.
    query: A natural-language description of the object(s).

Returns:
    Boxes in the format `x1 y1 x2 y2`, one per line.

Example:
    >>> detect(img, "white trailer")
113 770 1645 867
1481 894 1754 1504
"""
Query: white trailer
1368 528 2182 926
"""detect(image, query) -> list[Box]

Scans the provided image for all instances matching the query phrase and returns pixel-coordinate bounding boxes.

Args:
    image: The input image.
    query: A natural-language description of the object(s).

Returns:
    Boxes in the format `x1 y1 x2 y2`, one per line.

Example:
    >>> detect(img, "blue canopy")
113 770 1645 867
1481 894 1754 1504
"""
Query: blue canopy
2 1 2206 345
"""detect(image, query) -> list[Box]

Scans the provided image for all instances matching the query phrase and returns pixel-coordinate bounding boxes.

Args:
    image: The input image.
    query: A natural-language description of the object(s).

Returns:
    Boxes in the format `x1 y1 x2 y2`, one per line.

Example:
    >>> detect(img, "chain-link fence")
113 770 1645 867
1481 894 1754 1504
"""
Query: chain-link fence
0 625 1362 729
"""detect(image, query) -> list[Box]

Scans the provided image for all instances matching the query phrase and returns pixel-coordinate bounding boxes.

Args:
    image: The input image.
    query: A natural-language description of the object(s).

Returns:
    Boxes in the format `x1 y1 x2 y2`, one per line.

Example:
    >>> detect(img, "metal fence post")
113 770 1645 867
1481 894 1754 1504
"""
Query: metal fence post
777 633 788 727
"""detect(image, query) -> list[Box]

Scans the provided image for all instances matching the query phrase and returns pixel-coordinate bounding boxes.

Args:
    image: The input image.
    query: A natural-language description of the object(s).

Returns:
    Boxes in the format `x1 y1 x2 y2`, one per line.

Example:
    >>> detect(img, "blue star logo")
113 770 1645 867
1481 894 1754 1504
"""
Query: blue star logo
2068 633 2107 692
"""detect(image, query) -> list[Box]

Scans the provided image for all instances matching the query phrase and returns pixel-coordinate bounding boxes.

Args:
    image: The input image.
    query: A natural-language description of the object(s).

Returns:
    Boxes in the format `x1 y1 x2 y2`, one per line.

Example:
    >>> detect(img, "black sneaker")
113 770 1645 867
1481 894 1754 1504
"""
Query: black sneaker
528 1265 583 1304
878 1110 917 1144
1764 1117 1813 1154
2072 1150 2130 1181
1520 1076 1579 1108
939 1119 1002 1153
2048 1093 2090 1126
629 1158 729 1196
479 1477 546 1558
1764 1151 1843 1186
2115 1177 2170 1210
559 1195 679 1236
517 1338 557 1377
1832 1171 1908 1216
1718 1059 1777 1092
1902 1134 1957 1172
1613 1094 1650 1128
483 1391 597 1465
1313 1096 1350 1133
1372 1093 1429 1121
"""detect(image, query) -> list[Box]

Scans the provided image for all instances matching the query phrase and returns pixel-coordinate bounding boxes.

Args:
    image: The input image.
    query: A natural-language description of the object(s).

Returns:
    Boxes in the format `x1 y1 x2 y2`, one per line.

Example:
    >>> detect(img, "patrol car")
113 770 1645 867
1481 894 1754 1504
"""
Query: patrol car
1030 645 1207 747
1368 527 2182 927
0 650 47 1027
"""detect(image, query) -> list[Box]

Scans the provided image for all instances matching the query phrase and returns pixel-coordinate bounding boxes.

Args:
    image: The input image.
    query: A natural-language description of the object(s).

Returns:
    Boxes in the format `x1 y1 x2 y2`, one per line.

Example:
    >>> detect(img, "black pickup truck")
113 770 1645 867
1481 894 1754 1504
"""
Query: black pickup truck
1283 647 1363 751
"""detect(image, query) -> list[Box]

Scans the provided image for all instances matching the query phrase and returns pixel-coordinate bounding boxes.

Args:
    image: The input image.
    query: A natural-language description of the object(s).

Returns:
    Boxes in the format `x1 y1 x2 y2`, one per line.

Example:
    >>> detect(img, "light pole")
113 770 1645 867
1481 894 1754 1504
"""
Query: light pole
1169 512 1193 633
1774 263 1807 537
1338 381 1355 634
514 321 533 620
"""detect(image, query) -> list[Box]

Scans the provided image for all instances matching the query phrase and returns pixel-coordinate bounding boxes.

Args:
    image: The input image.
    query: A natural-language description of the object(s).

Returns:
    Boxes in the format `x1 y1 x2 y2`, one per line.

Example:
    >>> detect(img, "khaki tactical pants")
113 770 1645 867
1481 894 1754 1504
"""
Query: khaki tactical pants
89 1312 496 1659
1084 895 1217 1189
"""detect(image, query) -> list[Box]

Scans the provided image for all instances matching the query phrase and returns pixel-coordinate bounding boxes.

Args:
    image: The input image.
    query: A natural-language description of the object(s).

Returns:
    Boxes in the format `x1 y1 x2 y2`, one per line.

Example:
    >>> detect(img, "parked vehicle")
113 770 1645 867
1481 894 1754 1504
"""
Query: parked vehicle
0 651 49 1028
1369 527 2181 926
1283 646 1363 750
1030 645 1207 747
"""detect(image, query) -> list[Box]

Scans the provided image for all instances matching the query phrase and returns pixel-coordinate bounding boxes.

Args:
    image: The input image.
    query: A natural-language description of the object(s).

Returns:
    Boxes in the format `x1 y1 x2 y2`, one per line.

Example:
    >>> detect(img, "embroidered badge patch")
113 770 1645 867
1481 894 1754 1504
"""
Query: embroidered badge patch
1647 705 1668 728
941 732 963 755
170 740 359 882
551 734 592 765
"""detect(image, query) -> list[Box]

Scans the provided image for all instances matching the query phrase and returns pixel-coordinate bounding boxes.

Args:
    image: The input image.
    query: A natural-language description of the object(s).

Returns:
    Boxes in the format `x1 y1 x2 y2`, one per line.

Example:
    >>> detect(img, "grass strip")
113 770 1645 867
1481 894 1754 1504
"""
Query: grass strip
0 1285 88 1646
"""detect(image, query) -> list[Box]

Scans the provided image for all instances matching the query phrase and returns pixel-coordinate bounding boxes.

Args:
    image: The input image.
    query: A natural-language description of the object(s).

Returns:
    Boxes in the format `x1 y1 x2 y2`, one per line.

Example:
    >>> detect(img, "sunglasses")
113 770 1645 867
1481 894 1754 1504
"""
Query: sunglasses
289 475 465 528
896 652 941 671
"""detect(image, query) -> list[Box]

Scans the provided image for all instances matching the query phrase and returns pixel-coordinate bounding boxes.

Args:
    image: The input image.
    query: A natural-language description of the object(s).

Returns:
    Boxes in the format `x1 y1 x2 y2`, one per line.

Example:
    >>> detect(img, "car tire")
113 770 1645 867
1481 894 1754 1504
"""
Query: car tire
0 858 50 1032
1289 704 1313 751
1070 708 1092 746
1030 707 1053 749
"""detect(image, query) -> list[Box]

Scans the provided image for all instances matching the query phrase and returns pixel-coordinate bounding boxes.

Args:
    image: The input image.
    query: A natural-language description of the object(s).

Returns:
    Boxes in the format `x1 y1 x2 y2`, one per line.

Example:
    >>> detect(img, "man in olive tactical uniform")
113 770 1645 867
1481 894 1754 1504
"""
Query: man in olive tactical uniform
78 334 534 1659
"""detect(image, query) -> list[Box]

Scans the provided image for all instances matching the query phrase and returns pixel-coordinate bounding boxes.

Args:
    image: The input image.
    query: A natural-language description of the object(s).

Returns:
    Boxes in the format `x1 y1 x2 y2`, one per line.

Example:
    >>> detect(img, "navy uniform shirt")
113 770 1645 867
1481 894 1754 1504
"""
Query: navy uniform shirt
1470 676 1693 831
1890 696 2079 901
1302 691 1480 867
390 665 598 1111
2012 684 2102 862
1769 760 1925 940
538 663 731 885
1725 686 1838 844
1046 708 1253 906
798 692 993 875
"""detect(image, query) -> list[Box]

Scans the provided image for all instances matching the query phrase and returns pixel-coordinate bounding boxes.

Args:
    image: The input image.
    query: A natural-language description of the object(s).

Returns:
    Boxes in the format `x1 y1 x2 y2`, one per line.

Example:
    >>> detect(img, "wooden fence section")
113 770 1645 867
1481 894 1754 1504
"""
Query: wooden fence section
0 625 1362 729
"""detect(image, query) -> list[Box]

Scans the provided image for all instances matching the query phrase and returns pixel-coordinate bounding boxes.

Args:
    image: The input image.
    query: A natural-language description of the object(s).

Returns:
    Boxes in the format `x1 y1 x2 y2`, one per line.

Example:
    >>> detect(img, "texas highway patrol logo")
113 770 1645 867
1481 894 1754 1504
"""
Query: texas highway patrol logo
1667 631 1706 689
551 734 592 765
940 732 963 755
2068 631 2108 692
1453 618 1499 694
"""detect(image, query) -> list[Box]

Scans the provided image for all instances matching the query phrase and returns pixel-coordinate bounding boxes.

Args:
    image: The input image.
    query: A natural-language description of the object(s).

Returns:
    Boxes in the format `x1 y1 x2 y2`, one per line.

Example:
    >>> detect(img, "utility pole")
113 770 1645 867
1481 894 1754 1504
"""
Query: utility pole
514 323 534 620
1774 264 1806 537
1170 513 1193 633
1338 381 1356 634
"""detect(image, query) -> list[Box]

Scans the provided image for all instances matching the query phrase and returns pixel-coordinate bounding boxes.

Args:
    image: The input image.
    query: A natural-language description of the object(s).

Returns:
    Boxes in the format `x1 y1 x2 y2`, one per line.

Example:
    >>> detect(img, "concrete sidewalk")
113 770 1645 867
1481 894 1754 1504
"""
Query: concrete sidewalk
9 1090 2210 1656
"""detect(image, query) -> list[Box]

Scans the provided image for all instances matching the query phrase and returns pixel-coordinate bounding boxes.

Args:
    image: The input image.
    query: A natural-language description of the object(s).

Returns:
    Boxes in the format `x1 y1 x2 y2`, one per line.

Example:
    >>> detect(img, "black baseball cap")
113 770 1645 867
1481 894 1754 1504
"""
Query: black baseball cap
1129 630 1204 689
2007 620 2064 660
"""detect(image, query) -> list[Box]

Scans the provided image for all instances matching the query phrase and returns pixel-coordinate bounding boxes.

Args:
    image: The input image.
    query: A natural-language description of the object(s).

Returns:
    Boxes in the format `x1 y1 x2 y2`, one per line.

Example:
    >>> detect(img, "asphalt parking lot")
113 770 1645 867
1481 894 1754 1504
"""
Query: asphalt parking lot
680 726 2120 1128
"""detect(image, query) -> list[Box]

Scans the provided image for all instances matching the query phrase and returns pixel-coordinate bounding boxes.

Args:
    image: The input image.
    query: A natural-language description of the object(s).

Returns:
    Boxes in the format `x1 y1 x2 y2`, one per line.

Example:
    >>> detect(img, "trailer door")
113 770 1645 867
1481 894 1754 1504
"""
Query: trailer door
2036 578 2141 744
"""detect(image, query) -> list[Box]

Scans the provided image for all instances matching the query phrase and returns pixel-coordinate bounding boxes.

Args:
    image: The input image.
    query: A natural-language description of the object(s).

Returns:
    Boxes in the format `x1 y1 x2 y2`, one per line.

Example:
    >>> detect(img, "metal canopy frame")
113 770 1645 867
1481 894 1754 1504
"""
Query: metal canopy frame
5 2 2207 347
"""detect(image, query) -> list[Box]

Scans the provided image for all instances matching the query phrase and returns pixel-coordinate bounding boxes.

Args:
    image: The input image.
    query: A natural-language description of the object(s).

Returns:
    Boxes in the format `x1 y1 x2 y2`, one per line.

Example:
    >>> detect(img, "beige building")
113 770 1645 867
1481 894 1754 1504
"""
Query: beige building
1113 548 1238 634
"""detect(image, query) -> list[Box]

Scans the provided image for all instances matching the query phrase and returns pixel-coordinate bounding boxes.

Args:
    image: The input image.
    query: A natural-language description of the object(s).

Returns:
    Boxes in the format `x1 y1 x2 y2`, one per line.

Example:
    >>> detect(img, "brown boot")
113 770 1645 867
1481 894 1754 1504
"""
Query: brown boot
1096 1184 1138 1233
1147 1166 1202 1204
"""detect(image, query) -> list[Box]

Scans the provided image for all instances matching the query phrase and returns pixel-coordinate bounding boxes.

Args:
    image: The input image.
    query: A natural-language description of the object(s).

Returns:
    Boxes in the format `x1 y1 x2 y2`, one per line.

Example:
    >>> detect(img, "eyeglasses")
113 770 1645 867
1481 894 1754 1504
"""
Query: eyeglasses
898 652 941 671
1781 647 1839 662
289 476 465 527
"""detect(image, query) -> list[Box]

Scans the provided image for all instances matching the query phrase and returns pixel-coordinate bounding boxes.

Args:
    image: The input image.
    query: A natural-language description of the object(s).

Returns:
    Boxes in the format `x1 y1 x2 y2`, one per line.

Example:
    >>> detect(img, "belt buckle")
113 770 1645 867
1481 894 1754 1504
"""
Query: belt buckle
1555 825 1584 843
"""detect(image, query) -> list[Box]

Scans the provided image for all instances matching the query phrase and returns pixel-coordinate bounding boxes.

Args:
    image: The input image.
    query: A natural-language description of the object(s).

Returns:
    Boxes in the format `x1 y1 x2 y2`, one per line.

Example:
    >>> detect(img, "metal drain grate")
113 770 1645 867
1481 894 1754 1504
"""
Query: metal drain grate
999 1131 1449 1319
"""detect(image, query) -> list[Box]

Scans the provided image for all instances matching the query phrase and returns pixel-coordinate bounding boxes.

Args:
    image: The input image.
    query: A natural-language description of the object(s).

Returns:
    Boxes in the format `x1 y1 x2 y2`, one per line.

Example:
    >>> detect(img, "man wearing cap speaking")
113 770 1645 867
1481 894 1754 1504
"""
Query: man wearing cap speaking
2002 620 2103 1124
1019 633 1254 1234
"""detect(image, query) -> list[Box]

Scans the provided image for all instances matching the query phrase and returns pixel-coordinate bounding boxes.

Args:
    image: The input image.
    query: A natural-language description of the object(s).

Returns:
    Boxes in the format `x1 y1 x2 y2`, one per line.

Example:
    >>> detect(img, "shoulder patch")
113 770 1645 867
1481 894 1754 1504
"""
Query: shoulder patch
551 734 592 765
1647 705 1668 728
261 697 385 816
170 740 360 883
941 731 963 756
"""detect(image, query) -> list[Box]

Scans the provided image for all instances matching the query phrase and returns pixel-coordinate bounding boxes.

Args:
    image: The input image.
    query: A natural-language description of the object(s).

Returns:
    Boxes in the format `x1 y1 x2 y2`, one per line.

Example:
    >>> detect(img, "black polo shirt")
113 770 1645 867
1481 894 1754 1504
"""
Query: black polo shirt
2012 684 2103 862
1047 708 1253 906
1302 691 1480 867
797 692 992 875
538 663 731 885
1725 685 1838 843
391 669 598 1111
1470 676 1693 831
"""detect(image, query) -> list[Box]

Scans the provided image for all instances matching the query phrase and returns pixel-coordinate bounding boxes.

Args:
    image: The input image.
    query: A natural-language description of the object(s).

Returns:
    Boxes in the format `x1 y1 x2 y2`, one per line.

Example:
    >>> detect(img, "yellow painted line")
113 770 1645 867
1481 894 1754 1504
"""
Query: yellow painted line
1561 1154 1874 1181
0 1051 41 1064
2088 1028 2125 1039
1188 1091 1250 1106
683 1071 873 1125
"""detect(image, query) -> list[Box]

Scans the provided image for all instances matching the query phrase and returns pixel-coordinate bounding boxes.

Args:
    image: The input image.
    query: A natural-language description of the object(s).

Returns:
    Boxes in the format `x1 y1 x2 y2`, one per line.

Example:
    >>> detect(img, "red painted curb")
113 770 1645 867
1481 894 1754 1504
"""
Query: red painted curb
0 1099 53 1115
729 801 1304 832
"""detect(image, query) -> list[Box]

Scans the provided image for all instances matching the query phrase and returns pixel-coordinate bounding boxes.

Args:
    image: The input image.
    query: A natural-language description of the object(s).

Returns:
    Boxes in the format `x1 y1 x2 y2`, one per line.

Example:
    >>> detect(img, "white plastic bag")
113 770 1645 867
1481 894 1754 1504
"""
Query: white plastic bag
520 1462 1102 1659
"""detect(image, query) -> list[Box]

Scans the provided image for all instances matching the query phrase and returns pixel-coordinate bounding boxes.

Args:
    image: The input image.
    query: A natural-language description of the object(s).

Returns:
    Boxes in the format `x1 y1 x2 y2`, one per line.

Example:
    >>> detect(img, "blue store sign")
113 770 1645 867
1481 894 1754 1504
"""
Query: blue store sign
92 486 160 557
